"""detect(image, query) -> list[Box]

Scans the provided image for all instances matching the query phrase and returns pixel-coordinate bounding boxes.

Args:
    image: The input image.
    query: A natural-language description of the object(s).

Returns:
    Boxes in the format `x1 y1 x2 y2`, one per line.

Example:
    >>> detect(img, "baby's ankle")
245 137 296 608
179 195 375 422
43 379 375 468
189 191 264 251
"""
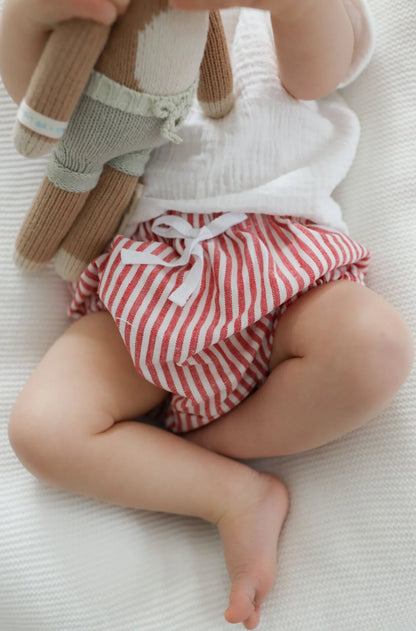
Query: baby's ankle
215 469 287 527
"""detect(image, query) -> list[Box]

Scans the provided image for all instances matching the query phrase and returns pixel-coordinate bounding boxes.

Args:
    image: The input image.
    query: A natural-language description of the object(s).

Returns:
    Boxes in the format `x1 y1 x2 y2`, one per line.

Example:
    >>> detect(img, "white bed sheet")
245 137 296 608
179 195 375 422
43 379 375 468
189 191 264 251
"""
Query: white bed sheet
1 1 415 629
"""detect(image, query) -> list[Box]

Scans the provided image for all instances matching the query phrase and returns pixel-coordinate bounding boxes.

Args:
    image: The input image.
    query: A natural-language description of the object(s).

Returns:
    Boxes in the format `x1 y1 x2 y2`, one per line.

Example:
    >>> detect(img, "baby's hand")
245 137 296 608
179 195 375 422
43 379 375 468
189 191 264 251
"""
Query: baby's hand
17 0 130 30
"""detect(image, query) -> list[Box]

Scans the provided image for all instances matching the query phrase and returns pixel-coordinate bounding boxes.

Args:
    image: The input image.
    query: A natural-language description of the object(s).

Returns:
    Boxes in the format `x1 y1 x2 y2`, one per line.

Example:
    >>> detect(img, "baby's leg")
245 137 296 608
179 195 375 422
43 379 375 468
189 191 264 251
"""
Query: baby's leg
187 280 414 459
8 311 288 630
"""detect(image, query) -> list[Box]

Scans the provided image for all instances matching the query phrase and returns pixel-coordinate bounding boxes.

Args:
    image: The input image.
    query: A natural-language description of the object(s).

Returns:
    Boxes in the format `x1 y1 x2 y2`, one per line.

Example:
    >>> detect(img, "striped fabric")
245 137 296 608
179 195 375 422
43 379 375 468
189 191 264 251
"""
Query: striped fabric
68 212 370 432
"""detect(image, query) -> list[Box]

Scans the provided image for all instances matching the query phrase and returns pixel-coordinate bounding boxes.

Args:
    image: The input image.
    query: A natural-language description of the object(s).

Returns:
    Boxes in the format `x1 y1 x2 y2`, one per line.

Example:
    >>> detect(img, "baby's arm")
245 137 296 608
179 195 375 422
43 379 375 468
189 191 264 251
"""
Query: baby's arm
0 0 128 104
169 0 354 100
270 0 354 100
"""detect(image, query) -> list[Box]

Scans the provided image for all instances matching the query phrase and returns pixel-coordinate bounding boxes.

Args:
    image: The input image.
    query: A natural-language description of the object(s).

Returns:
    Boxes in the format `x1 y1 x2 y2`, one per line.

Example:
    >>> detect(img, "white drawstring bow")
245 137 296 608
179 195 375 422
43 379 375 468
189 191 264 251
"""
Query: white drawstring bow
121 212 248 307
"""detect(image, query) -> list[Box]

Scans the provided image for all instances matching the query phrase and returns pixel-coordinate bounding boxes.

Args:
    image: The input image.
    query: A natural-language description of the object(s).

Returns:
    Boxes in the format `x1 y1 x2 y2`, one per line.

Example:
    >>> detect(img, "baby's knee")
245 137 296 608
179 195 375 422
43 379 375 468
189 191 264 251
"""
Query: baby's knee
342 295 413 405
9 395 64 482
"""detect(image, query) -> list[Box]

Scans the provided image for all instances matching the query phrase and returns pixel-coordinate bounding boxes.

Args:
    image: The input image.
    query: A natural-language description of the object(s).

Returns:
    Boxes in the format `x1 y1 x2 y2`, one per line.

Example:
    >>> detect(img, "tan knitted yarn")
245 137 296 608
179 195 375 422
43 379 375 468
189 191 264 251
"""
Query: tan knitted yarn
55 166 138 280
14 181 90 270
198 11 234 118
14 21 110 158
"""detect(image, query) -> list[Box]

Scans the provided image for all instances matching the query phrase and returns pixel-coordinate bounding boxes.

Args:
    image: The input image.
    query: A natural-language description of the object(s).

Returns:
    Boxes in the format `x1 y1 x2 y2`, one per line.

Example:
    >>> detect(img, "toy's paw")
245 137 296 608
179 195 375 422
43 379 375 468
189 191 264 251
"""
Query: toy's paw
13 121 57 158
54 248 87 282
13 248 47 273
200 93 234 120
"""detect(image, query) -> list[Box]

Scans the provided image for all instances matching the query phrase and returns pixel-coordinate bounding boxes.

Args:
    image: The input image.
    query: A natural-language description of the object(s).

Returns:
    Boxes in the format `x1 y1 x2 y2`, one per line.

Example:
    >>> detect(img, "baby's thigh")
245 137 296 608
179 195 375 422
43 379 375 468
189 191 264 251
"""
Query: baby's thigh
9 312 168 452
269 280 413 373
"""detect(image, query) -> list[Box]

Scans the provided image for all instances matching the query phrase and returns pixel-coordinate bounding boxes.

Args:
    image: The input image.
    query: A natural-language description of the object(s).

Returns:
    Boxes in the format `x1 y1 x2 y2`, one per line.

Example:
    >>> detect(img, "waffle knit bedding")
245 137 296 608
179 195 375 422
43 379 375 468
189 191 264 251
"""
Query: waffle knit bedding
0 0 415 629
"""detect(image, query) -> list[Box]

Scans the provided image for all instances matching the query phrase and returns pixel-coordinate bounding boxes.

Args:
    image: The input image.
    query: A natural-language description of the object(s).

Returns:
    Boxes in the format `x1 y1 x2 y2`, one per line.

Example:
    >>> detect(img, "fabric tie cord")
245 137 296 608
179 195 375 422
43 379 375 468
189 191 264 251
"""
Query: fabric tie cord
121 212 248 306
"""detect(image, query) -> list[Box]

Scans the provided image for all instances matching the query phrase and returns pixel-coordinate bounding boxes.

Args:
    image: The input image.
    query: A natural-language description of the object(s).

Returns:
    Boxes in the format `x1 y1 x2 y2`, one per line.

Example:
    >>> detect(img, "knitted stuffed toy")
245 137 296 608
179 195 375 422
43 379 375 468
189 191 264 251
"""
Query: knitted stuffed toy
13 0 233 281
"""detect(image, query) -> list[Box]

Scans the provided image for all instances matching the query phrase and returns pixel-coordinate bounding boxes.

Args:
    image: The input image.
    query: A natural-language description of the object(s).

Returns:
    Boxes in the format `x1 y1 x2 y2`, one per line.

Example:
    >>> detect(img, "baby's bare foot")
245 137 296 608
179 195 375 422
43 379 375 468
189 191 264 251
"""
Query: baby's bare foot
217 472 289 629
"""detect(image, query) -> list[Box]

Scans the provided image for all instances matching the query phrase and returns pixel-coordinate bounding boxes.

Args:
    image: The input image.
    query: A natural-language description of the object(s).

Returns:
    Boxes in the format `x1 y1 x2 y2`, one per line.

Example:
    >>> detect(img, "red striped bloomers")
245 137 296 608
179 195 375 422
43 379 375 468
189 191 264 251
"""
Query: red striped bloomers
68 211 370 433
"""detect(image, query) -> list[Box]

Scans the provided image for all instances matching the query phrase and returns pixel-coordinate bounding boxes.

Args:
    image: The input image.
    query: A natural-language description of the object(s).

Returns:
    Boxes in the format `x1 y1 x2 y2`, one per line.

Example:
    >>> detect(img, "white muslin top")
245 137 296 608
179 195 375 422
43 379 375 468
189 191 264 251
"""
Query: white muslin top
128 0 375 234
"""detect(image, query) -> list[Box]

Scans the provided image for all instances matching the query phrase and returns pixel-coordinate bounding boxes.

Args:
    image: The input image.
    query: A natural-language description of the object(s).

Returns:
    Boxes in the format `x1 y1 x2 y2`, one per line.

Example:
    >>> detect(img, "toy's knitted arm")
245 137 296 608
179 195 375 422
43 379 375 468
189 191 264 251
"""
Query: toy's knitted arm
197 11 234 119
14 19 110 158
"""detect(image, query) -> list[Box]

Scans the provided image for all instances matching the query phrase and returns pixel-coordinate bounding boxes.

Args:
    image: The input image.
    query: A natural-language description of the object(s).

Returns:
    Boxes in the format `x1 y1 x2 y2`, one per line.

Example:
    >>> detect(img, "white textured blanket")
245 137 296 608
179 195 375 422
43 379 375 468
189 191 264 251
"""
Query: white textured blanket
0 1 415 629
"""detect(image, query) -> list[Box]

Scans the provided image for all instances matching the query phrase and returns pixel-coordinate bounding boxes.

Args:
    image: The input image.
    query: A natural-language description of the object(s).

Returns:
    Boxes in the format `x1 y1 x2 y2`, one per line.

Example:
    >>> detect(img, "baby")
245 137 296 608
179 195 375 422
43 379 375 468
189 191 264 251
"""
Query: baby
2 0 414 628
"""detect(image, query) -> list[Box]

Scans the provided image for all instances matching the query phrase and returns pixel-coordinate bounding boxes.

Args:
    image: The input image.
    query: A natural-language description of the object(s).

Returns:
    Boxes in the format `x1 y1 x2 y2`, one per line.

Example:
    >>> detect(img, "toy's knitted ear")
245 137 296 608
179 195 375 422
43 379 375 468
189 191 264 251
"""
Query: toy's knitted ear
197 11 234 119
14 19 110 158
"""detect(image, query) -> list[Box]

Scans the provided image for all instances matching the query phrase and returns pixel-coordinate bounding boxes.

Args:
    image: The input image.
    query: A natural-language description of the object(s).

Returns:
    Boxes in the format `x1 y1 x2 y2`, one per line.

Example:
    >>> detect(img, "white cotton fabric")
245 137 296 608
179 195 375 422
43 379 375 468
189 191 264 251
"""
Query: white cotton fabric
128 1 375 232
1 0 415 629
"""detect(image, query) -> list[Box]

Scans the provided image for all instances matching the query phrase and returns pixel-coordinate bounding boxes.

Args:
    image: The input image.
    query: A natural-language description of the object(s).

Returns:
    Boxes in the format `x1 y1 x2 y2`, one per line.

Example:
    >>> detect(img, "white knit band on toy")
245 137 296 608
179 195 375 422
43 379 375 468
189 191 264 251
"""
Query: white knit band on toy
17 100 68 140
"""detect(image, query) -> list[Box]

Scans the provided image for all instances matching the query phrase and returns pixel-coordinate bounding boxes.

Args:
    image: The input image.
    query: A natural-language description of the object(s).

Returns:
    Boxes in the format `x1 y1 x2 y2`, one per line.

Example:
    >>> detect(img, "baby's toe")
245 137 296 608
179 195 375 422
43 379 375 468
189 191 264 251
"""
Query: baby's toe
243 606 261 630
225 583 255 624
